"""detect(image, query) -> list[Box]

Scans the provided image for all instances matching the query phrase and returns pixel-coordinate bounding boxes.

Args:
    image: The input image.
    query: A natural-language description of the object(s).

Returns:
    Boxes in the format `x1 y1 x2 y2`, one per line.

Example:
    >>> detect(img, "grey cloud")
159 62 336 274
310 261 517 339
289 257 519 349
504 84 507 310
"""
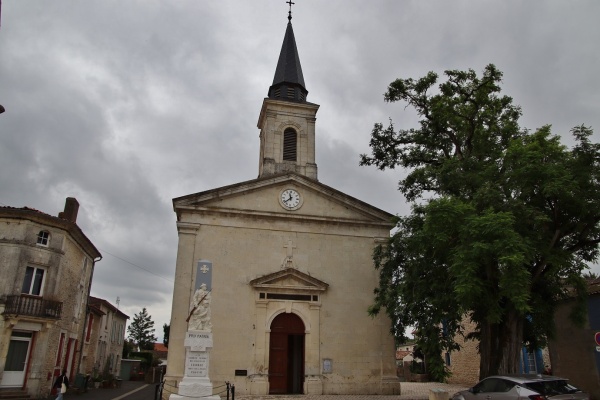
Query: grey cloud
1 1 599 339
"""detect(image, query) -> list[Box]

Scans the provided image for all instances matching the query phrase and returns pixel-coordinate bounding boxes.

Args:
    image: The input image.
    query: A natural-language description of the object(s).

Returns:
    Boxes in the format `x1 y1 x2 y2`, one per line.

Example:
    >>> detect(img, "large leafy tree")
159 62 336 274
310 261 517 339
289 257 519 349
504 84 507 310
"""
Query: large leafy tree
127 307 158 351
360 64 600 381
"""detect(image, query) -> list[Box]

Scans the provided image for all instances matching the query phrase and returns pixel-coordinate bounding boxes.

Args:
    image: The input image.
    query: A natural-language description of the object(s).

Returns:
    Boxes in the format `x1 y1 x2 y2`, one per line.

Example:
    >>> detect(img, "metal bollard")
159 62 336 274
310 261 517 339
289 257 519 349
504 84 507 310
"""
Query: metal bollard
232 383 235 400
226 381 230 400
154 383 161 400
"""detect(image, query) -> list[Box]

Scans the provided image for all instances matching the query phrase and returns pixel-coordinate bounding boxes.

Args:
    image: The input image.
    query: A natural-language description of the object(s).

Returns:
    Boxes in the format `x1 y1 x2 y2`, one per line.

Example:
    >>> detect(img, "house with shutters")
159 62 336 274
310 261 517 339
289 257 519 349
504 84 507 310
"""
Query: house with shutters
80 296 128 380
0 198 101 398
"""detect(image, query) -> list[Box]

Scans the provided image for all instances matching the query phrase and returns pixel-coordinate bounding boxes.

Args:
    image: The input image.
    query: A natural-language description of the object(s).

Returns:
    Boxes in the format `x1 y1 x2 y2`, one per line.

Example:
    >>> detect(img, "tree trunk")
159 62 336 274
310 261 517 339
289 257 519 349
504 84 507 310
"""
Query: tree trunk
479 308 524 379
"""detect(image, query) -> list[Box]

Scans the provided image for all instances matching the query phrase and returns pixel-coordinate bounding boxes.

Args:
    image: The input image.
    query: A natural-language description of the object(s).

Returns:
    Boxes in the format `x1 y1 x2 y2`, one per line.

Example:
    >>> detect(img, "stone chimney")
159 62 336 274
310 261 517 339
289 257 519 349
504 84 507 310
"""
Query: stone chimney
59 197 79 223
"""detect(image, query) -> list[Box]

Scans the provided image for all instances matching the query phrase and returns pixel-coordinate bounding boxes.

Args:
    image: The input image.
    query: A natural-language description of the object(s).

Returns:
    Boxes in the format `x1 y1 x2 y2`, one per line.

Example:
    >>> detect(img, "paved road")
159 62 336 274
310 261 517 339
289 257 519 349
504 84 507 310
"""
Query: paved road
46 381 468 400
45 381 156 400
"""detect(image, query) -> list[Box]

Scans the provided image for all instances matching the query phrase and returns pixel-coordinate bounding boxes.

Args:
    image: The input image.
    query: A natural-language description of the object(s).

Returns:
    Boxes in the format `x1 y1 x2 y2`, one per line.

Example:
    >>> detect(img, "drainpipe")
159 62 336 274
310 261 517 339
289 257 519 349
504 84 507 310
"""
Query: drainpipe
76 255 102 380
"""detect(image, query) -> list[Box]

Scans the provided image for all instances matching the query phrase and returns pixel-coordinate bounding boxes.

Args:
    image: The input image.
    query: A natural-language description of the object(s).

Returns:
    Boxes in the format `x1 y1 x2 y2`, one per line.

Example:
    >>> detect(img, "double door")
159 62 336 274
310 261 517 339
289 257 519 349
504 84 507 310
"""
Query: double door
268 313 305 394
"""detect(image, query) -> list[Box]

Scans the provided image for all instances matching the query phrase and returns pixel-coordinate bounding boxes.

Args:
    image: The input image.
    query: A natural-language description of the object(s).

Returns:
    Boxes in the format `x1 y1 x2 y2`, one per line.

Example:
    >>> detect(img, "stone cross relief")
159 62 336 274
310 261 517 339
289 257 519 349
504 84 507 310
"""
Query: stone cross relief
283 239 297 269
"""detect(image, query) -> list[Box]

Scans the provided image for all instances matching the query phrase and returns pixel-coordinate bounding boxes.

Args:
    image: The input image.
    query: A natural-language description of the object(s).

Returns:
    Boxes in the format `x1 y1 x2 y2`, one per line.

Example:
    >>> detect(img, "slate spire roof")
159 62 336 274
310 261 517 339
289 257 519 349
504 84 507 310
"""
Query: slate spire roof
268 13 308 103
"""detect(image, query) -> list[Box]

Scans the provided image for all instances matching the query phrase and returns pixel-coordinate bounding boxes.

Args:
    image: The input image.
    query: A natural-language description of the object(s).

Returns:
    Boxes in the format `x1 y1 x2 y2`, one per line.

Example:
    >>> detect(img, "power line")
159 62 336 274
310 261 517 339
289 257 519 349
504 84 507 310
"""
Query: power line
98 247 173 284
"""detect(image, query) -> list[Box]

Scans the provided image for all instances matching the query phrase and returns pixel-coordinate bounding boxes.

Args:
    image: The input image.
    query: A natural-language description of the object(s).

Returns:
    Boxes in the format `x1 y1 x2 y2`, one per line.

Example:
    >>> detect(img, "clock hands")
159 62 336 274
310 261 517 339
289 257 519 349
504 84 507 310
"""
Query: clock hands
281 189 300 208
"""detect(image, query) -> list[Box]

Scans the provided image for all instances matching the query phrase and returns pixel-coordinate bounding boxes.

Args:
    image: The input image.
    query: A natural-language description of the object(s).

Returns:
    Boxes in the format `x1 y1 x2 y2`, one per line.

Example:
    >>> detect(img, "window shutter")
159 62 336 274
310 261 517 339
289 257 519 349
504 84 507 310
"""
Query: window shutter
283 129 297 161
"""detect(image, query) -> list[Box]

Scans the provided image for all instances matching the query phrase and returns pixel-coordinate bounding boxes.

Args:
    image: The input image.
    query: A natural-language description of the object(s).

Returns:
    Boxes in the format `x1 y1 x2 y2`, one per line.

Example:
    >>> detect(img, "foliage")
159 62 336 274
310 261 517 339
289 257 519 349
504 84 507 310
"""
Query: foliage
127 308 157 351
122 339 135 359
102 358 112 379
410 360 426 374
163 323 170 348
583 271 599 280
129 351 155 371
361 64 600 381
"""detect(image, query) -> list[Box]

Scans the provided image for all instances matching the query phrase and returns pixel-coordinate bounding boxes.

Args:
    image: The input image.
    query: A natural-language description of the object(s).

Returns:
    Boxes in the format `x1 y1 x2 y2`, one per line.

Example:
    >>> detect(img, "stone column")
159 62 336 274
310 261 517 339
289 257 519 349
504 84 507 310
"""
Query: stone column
250 303 268 395
165 223 198 383
304 303 323 394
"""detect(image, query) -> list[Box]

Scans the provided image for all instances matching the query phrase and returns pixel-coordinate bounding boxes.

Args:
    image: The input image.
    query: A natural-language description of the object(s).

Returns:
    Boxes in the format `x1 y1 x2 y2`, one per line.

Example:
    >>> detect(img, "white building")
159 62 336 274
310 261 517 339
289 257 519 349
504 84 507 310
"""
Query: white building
165 11 399 396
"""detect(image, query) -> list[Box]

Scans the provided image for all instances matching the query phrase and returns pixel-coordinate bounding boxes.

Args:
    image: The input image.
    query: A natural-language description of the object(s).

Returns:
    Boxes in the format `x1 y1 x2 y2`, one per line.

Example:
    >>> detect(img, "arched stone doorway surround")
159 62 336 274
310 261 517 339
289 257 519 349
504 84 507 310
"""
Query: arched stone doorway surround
249 267 328 395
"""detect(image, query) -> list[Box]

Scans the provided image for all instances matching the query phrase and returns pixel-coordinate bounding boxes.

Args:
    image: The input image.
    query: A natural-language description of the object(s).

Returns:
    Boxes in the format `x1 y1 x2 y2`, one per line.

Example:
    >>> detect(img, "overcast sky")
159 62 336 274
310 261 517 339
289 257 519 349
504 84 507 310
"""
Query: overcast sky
1 1 599 341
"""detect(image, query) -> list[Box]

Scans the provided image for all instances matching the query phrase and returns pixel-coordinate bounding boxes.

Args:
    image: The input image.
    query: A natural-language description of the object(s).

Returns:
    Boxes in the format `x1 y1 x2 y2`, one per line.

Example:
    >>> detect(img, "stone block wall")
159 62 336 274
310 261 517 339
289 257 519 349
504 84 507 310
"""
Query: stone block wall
447 318 480 385
548 293 600 400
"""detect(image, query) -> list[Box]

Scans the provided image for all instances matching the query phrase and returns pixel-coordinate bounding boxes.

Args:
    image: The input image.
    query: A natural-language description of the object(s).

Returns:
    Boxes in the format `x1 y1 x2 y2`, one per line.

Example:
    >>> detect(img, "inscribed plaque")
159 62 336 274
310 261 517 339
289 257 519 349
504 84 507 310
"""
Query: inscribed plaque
185 352 209 377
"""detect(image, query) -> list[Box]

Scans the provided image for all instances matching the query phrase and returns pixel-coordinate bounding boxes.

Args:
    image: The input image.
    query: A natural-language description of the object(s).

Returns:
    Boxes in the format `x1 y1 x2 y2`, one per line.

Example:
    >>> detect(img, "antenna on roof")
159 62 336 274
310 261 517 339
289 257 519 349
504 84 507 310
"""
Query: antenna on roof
116 296 120 308
286 0 295 21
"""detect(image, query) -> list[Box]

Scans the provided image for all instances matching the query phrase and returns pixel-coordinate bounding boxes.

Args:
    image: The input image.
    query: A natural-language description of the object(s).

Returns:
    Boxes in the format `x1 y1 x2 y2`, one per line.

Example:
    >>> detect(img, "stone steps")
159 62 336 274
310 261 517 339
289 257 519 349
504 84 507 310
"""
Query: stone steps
0 388 31 400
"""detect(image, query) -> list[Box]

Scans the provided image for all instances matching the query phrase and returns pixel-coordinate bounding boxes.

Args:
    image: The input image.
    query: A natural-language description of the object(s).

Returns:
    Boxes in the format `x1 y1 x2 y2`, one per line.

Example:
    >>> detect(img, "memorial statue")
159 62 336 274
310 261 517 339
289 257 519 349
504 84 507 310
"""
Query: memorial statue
188 283 212 331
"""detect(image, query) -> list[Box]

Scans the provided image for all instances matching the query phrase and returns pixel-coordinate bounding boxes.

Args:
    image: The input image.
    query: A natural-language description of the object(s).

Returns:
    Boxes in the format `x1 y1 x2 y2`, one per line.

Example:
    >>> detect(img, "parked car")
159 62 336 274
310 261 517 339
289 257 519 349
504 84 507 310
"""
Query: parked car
452 374 589 400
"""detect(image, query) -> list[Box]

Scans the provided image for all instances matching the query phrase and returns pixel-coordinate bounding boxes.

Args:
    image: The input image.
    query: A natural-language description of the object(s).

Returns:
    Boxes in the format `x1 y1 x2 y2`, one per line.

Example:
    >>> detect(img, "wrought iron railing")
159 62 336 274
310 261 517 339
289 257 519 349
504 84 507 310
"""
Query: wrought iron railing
3 295 63 319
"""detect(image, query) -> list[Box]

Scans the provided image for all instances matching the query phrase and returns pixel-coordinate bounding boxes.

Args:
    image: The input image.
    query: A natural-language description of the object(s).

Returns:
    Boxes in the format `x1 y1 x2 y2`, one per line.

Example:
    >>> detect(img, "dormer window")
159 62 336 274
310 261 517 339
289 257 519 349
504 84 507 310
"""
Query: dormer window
37 230 50 246
283 128 297 161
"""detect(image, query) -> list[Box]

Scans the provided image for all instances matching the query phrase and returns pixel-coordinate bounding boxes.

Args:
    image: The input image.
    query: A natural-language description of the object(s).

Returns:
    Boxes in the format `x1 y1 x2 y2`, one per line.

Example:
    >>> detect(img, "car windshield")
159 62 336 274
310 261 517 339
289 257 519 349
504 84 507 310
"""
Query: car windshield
525 380 581 396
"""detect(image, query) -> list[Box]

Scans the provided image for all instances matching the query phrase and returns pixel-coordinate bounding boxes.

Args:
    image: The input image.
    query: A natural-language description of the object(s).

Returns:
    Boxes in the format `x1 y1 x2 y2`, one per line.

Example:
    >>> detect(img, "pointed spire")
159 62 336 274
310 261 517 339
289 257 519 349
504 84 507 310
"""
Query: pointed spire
268 3 308 103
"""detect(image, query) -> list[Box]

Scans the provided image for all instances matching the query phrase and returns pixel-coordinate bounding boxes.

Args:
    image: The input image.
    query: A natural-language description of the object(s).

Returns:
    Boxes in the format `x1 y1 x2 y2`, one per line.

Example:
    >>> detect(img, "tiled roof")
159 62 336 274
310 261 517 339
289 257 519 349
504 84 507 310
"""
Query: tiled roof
89 296 129 319
154 343 168 352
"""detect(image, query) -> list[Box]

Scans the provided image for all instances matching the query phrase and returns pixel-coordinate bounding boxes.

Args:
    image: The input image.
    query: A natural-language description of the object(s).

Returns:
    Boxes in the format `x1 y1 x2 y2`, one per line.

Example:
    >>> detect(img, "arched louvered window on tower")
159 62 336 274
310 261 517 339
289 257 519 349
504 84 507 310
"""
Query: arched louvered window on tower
283 128 297 161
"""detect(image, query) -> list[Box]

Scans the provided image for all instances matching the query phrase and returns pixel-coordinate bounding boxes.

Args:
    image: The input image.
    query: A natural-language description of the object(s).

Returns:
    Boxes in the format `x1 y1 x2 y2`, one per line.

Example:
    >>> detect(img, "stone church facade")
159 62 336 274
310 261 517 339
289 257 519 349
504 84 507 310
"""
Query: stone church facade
165 13 399 396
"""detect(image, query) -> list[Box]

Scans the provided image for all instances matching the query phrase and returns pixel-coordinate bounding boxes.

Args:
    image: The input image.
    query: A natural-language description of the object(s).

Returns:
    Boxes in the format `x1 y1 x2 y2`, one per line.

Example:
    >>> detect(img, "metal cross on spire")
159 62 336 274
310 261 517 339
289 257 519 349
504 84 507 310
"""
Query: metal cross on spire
286 0 295 21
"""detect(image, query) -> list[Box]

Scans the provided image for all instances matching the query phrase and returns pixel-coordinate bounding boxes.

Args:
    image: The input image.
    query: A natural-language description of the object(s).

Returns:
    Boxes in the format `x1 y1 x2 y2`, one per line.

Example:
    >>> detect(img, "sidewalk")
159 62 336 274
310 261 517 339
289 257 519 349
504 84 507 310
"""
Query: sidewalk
47 381 467 400
234 382 468 400
45 380 153 400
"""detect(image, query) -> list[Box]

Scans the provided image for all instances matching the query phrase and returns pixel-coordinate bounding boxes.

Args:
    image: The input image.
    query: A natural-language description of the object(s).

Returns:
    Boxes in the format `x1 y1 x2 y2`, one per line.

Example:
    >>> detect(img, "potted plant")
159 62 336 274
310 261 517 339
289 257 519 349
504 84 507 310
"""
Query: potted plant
92 374 102 389
100 373 110 388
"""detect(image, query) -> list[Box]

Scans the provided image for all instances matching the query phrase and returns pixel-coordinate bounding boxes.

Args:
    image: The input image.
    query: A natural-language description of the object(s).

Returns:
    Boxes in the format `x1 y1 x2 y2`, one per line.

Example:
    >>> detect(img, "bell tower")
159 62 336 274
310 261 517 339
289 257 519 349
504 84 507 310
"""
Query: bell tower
257 7 319 180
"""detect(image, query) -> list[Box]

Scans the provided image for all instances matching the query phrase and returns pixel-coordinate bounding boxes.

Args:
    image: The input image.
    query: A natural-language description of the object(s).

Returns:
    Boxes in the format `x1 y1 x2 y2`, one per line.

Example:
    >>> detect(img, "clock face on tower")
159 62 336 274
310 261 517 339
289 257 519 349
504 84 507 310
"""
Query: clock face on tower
279 188 302 210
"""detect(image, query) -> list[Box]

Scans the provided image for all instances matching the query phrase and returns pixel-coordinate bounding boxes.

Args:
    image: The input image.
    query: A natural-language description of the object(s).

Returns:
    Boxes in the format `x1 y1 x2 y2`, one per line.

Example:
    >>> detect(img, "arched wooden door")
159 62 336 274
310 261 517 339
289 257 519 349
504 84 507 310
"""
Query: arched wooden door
268 313 305 394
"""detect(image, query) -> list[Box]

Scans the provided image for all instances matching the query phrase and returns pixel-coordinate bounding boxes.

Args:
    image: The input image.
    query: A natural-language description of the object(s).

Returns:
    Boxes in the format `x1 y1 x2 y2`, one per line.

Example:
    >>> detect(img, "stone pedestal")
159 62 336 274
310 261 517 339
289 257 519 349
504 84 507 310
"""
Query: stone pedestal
429 388 449 400
381 375 401 395
304 376 323 394
249 375 269 395
170 331 220 400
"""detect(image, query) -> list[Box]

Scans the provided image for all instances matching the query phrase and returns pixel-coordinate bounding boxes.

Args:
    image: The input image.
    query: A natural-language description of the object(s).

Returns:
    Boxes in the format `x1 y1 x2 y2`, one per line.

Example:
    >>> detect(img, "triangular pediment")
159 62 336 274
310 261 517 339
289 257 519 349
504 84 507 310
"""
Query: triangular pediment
173 172 394 227
250 267 328 292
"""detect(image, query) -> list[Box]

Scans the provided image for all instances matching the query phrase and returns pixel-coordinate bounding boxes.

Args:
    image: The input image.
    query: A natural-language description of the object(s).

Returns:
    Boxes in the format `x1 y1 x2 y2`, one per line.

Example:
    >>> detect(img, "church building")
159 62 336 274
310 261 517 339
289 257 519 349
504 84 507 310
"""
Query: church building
165 9 399 396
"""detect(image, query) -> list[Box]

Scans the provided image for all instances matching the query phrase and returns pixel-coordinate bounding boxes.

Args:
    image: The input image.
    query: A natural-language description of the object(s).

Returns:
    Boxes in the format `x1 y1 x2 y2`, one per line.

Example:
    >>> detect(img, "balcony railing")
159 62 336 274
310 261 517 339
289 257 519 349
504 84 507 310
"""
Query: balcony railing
3 295 63 319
